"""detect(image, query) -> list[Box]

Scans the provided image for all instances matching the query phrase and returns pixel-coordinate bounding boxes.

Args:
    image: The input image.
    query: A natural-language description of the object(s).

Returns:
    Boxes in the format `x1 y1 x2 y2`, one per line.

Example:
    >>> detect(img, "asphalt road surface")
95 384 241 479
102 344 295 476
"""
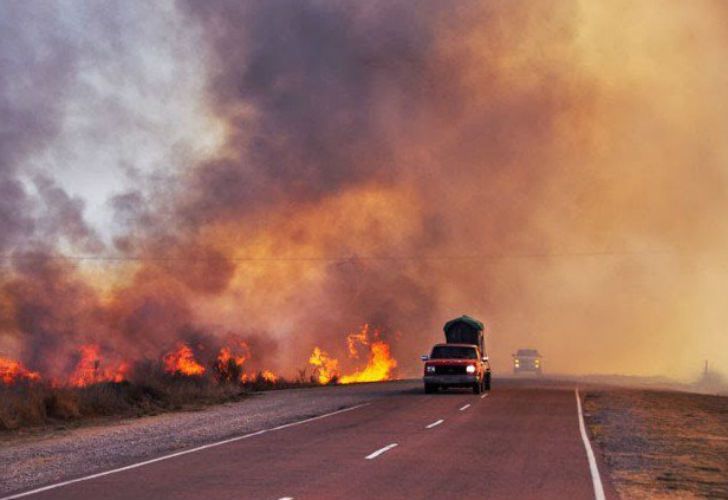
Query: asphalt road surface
4 379 618 500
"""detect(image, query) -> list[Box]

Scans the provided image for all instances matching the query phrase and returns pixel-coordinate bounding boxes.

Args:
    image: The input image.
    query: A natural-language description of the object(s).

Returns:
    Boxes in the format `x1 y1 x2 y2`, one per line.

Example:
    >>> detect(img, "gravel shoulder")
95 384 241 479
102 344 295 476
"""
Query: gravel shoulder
584 388 728 499
0 380 417 497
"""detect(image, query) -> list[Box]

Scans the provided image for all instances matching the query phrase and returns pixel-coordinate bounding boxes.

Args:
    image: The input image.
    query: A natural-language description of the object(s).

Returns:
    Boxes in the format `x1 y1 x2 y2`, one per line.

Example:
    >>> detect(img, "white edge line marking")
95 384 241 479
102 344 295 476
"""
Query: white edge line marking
365 443 398 460
1 403 370 500
425 419 444 429
575 388 606 500
459 403 471 411
480 393 488 399
278 497 294 500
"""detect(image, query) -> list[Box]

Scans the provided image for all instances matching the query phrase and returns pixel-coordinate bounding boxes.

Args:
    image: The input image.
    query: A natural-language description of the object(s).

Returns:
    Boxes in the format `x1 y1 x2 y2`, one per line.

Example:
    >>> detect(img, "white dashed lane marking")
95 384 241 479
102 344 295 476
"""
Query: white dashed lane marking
365 443 398 460
425 419 444 429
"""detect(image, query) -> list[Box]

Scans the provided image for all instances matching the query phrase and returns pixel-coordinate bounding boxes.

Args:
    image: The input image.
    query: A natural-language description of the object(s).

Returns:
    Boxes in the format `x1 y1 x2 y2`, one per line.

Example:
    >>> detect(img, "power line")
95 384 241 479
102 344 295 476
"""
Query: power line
0 249 678 265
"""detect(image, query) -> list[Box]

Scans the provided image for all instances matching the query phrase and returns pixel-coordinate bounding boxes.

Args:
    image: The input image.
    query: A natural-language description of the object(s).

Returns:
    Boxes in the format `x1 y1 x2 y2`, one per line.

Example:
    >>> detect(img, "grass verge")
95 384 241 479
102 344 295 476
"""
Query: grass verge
584 388 728 499
1 371 319 432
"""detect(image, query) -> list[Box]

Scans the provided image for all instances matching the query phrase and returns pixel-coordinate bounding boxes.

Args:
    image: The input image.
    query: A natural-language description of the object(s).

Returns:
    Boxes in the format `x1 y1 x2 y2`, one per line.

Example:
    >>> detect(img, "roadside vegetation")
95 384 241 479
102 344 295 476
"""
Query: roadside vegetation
1 324 395 432
0 366 322 432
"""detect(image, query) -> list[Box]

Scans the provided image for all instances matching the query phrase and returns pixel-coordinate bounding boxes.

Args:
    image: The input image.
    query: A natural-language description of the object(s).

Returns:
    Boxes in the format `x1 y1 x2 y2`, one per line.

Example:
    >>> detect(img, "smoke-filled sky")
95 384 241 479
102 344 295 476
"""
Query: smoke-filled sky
1 0 727 380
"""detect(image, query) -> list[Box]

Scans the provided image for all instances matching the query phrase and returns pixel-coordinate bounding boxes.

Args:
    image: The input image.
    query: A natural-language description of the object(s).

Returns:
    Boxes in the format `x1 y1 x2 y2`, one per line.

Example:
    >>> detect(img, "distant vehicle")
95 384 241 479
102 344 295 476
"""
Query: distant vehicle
421 315 491 394
513 349 542 374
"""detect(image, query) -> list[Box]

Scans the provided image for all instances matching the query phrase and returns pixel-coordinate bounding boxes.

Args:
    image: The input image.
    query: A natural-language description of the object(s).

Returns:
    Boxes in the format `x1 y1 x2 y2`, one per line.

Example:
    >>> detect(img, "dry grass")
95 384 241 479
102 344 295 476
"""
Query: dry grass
0 367 321 432
584 389 728 499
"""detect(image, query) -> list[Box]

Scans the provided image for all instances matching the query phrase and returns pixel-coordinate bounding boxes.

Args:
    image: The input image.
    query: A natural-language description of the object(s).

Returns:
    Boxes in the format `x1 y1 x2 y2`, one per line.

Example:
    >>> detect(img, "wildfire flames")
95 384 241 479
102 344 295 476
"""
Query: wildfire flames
1 346 128 387
68 345 128 387
1 323 396 388
215 345 250 382
309 347 340 384
213 343 277 382
163 343 206 376
2 0 728 405
339 340 397 384
0 357 41 385
309 324 398 385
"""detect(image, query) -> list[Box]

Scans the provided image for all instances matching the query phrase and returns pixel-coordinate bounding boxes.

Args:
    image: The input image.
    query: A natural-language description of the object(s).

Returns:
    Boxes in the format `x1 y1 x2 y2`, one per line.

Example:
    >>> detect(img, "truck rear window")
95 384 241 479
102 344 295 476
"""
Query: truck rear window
430 346 478 359
517 349 540 357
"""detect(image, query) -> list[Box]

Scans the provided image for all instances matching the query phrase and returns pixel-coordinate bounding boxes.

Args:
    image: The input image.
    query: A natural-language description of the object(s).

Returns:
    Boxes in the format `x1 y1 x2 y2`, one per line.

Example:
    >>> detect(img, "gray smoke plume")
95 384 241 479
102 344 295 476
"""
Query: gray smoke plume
2 1 728 381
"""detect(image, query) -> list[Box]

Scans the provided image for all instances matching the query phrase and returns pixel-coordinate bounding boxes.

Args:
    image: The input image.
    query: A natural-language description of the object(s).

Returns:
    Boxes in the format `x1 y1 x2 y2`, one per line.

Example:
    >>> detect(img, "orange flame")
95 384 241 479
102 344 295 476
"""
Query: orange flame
112 361 130 383
309 346 339 384
163 343 206 376
309 324 398 385
67 345 129 387
339 325 397 384
217 345 249 367
68 345 102 387
339 339 397 384
214 344 250 382
214 344 279 384
346 326 369 358
0 356 41 385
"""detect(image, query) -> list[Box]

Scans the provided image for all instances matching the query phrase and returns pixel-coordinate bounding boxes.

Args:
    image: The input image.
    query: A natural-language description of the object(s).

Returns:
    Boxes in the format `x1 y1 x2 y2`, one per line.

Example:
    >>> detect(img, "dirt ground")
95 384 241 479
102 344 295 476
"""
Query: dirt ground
584 389 728 499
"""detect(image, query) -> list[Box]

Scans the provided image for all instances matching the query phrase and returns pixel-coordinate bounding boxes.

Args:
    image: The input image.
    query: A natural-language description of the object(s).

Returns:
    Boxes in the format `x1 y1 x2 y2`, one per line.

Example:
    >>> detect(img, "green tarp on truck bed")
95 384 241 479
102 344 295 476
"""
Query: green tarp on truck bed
443 315 485 353
443 315 484 334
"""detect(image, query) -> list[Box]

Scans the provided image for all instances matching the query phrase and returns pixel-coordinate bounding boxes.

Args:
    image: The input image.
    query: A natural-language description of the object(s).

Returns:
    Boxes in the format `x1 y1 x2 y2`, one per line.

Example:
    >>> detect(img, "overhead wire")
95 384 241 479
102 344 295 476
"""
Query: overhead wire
0 249 679 266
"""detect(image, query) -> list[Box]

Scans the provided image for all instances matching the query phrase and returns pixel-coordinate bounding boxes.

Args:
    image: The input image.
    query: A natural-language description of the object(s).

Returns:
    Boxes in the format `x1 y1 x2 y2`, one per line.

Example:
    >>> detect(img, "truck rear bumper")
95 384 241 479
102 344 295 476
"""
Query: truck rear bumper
513 368 542 374
423 374 478 386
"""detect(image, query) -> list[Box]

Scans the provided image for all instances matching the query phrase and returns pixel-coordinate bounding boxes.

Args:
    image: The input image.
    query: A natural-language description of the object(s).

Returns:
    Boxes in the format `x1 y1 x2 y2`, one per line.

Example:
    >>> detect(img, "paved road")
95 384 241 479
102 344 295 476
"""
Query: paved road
5 379 617 499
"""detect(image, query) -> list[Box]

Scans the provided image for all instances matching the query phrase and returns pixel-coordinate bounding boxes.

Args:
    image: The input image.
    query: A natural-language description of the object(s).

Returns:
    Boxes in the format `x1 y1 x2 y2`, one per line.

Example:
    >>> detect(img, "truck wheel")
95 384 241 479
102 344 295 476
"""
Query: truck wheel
425 383 436 394
472 381 482 394
485 373 491 391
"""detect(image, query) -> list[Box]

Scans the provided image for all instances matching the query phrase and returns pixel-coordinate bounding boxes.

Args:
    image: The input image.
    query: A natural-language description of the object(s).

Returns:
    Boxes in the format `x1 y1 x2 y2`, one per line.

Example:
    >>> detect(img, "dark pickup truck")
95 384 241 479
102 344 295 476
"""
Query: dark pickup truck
513 348 543 374
422 315 492 394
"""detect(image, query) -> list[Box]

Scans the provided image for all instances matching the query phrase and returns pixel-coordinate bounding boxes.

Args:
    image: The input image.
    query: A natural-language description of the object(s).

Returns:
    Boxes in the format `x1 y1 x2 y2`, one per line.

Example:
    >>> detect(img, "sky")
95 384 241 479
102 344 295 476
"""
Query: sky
1 0 727 380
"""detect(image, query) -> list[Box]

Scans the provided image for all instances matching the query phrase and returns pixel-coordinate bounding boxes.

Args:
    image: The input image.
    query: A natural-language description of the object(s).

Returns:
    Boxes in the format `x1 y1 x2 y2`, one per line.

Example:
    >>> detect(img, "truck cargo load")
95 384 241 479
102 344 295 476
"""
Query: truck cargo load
443 315 485 354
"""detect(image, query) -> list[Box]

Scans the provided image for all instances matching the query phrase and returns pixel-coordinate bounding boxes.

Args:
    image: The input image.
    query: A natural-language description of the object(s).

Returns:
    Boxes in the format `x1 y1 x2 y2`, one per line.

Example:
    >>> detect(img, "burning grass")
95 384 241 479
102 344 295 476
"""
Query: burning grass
1 323 399 431
1 357 40 385
308 324 397 385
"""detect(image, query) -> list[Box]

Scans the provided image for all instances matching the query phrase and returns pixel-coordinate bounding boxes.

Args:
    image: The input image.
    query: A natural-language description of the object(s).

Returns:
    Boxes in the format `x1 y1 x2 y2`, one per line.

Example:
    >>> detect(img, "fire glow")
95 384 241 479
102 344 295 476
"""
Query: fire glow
1 324 397 388
213 343 278 383
309 324 398 385
68 344 128 387
163 343 206 376
1 0 728 402
0 357 41 385
309 347 340 384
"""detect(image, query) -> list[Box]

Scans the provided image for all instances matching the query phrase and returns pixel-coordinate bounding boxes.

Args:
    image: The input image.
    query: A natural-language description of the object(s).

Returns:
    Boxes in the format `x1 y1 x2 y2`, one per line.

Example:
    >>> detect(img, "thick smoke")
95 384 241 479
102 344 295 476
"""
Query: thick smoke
2 0 728 380
0 2 78 252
